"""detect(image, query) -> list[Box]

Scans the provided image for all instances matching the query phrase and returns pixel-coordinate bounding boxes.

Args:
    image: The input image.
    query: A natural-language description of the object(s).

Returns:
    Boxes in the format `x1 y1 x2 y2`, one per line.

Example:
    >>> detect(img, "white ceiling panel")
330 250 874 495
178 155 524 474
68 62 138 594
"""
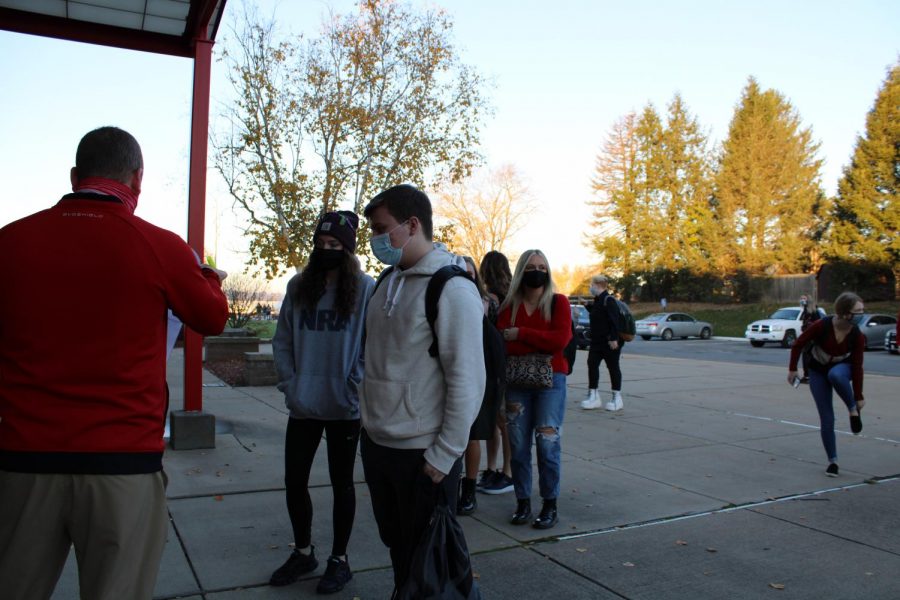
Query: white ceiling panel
0 0 65 17
144 14 185 36
73 0 146 12
147 0 191 21
67 3 143 29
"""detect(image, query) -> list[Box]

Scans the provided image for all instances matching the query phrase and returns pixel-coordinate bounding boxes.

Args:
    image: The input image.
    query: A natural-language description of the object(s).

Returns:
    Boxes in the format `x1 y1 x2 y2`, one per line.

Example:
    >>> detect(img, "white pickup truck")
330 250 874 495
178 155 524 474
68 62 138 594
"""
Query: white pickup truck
745 306 826 348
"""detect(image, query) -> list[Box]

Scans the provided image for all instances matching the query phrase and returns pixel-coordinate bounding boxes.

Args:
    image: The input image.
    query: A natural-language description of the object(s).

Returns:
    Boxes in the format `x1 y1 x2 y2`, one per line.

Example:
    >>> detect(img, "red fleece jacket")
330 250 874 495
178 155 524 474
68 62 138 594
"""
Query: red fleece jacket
497 294 572 374
0 194 228 474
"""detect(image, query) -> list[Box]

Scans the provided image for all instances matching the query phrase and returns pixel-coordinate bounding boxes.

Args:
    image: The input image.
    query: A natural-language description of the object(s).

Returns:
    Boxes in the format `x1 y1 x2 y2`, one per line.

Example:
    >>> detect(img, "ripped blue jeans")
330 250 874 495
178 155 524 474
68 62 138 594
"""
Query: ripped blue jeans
505 373 567 500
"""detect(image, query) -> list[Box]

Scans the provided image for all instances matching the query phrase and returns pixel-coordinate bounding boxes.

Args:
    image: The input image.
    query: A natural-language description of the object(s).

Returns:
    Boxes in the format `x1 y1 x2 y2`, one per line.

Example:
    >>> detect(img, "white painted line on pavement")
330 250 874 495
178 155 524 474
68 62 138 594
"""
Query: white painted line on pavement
558 476 900 542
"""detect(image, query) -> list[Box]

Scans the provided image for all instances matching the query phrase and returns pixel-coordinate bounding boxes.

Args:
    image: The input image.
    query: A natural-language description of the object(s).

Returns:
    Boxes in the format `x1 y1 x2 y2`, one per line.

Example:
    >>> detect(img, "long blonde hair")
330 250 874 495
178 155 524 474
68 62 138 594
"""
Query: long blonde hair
501 249 556 324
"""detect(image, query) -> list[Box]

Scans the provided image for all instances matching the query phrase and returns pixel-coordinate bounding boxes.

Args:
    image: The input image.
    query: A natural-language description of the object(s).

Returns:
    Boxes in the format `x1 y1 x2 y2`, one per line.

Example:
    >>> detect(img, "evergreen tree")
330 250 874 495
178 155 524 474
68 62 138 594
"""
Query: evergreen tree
631 104 667 272
714 77 823 275
588 112 639 274
589 98 715 276
655 94 715 272
826 63 899 270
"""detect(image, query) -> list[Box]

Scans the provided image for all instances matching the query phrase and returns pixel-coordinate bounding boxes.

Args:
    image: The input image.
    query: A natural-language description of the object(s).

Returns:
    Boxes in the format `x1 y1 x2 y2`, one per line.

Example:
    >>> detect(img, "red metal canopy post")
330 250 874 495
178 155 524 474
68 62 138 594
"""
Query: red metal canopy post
184 35 215 413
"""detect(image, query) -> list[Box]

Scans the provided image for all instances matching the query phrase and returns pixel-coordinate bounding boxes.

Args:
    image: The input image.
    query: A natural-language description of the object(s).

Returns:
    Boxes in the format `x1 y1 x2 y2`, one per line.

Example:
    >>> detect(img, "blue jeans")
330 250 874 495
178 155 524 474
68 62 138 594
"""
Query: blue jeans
505 373 567 500
809 363 856 462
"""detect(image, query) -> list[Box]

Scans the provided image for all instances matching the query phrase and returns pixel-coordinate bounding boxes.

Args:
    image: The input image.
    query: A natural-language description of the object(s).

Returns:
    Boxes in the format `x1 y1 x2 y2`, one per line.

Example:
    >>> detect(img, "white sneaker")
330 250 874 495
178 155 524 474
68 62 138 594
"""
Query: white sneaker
605 391 624 412
580 389 603 410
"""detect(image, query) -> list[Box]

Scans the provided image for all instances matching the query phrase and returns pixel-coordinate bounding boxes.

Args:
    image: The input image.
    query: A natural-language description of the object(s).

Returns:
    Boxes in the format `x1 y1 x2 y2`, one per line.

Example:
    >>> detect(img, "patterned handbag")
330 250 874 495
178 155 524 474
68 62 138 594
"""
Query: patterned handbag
505 353 554 389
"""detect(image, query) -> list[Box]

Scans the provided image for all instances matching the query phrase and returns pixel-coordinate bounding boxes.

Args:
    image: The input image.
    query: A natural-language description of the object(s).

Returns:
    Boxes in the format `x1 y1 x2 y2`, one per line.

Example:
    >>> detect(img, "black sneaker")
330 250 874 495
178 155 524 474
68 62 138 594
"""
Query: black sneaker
476 469 497 490
482 472 514 495
316 556 352 594
270 547 318 587
457 478 477 516
826 463 839 477
850 414 862 435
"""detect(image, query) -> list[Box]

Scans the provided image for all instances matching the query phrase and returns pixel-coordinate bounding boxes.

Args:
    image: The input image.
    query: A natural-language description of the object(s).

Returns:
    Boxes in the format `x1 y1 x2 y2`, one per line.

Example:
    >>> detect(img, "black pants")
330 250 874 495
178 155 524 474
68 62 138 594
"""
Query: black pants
360 430 463 589
587 344 623 390
284 417 360 557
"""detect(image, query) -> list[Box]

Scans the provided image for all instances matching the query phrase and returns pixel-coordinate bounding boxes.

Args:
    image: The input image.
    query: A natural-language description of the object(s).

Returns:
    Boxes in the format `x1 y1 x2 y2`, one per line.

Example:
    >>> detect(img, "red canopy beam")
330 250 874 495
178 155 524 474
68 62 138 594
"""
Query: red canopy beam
0 7 194 57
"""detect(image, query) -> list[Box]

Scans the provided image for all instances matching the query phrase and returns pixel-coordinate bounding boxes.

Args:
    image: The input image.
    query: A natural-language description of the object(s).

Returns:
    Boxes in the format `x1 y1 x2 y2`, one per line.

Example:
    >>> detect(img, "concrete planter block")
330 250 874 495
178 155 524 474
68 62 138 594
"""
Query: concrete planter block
169 410 216 450
204 336 260 362
219 327 254 337
244 352 278 386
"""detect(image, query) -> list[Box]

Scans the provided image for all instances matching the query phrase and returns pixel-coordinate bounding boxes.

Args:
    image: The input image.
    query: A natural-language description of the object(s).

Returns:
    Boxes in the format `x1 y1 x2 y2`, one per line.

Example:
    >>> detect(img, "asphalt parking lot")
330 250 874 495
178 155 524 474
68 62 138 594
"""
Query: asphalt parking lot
620 336 899 377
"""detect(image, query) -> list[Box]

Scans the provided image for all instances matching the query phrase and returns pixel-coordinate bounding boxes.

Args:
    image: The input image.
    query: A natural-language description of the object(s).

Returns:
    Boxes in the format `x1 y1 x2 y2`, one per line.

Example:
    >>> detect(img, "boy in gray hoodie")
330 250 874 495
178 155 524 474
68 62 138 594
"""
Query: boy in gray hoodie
361 185 485 592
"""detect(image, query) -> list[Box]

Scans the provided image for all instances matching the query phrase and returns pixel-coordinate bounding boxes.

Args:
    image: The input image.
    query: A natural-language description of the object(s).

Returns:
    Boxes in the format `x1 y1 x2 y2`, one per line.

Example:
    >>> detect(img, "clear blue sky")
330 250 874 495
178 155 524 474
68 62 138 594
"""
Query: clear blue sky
1 0 897 288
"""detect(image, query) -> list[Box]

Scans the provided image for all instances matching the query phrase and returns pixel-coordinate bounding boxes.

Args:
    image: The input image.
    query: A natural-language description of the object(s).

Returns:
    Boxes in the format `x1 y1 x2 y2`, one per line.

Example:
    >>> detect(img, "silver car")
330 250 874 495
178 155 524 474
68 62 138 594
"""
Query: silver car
635 312 713 341
857 313 898 350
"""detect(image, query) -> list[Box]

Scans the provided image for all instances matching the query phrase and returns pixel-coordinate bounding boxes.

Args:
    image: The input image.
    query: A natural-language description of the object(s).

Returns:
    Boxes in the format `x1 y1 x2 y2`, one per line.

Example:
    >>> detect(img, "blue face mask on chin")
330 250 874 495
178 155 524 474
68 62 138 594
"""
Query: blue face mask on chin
370 221 410 266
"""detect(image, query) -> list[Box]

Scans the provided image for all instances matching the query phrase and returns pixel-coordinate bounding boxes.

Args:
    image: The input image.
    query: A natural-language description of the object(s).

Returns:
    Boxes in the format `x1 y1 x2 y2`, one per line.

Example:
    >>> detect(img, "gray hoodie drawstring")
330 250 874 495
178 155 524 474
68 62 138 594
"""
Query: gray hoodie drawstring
382 269 405 317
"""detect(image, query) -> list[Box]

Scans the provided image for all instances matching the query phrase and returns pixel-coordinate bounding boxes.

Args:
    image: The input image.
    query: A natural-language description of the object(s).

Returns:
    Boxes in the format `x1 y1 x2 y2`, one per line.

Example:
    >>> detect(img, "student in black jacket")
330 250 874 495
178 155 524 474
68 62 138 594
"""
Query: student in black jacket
581 275 624 411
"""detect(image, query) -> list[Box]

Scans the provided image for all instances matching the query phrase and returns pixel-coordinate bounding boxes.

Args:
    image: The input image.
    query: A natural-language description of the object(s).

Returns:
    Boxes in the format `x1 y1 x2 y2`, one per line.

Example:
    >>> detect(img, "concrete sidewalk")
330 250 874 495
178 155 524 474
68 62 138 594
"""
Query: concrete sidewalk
54 349 900 599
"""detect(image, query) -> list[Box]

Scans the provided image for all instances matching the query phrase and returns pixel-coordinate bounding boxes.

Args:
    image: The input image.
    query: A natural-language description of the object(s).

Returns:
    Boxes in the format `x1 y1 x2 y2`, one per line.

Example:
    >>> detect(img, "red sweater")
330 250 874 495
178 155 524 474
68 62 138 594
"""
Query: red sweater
0 194 228 474
790 317 864 402
497 294 572 373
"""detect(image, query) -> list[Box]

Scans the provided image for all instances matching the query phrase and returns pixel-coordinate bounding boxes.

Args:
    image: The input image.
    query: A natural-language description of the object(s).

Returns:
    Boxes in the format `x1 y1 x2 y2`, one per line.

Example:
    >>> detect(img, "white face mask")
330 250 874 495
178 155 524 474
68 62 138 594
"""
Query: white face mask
589 285 600 296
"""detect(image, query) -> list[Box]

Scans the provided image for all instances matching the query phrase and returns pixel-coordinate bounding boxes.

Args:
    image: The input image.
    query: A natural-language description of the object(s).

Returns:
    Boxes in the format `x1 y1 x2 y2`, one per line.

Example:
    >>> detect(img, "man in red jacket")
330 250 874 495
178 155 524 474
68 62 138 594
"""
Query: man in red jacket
0 127 229 600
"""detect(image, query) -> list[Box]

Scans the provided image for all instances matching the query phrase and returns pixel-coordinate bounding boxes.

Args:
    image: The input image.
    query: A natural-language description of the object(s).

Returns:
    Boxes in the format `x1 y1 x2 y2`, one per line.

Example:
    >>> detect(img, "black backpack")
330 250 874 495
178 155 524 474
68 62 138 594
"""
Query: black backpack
374 265 506 414
552 296 577 375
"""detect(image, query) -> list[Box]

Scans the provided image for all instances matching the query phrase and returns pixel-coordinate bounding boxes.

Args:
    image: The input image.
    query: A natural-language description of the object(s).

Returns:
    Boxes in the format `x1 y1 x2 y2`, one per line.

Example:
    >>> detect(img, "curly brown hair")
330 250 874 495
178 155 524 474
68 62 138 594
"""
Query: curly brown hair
293 251 362 318
479 250 511 302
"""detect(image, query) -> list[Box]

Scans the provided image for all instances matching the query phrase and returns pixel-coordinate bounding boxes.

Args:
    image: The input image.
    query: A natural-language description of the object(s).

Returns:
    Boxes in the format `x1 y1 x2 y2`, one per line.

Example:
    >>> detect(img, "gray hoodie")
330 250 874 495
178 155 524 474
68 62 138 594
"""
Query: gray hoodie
362 246 486 474
273 272 375 420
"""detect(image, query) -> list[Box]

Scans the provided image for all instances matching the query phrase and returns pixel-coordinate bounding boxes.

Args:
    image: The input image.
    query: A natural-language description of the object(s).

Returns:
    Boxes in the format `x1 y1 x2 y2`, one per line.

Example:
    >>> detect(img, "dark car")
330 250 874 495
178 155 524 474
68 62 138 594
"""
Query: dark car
571 305 591 349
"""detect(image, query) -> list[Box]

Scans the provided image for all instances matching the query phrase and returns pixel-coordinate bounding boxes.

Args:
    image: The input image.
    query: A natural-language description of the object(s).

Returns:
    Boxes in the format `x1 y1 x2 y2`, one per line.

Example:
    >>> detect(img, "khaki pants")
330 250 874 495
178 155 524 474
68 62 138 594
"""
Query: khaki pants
0 470 168 600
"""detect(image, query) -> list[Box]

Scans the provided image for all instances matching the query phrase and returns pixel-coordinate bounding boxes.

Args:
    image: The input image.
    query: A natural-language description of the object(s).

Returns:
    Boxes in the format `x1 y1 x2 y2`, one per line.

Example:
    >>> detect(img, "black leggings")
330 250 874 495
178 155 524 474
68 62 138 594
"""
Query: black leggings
284 417 360 557
587 345 623 390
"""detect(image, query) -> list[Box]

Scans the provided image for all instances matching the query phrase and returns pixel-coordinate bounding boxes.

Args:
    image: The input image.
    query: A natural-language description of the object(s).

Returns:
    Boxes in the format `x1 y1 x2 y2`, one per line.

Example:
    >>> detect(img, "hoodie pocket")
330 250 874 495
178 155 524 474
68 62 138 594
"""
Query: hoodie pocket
361 377 421 439
284 374 359 419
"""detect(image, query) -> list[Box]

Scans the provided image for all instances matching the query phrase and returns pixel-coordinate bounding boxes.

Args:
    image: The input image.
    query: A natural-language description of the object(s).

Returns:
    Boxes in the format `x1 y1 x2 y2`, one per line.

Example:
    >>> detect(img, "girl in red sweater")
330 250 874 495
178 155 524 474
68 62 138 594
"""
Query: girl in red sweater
788 292 866 477
497 249 572 529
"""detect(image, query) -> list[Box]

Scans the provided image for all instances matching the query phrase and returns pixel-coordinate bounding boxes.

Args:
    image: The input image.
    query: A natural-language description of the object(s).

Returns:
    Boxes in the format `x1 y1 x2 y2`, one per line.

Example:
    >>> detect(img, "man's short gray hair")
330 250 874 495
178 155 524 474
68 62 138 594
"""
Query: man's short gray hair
75 126 143 183
591 274 608 286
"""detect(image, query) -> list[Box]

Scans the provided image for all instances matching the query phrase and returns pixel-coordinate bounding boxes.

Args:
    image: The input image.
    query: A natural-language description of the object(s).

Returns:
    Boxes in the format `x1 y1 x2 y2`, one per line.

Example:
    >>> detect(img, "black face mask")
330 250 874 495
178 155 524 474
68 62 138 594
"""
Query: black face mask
522 270 548 289
309 247 344 271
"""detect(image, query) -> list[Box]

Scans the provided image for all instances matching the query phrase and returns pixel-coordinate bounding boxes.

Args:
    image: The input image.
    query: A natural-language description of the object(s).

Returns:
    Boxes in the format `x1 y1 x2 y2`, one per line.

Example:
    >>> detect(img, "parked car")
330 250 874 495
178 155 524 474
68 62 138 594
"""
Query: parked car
886 329 898 354
571 304 591 349
635 312 713 341
856 313 898 350
745 306 826 348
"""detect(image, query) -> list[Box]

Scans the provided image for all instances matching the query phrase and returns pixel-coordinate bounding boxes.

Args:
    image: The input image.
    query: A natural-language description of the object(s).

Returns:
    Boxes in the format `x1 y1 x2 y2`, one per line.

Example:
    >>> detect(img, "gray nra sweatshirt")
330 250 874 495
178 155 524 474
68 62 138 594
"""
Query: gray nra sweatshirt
273 272 375 420
362 247 486 474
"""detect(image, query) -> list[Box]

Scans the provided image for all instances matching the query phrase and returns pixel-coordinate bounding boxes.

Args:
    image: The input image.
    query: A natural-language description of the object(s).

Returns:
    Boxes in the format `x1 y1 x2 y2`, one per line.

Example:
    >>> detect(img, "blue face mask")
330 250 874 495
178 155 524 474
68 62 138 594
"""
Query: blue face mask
849 314 863 326
370 221 410 266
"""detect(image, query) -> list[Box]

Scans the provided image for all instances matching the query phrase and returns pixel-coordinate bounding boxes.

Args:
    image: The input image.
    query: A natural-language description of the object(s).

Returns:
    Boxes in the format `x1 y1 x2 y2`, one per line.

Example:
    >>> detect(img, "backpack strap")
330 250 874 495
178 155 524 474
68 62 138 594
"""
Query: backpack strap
424 265 469 358
371 266 395 296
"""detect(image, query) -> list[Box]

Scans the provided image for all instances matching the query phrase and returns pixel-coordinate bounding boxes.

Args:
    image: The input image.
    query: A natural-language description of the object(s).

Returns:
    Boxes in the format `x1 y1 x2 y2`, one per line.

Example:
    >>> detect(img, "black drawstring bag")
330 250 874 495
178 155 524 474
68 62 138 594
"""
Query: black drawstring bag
395 485 482 600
